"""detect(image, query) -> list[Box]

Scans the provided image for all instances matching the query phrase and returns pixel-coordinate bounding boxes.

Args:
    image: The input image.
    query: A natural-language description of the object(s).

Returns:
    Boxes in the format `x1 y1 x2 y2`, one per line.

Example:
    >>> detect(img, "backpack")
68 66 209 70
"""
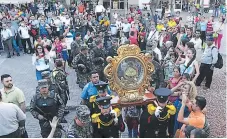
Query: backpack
212 47 223 69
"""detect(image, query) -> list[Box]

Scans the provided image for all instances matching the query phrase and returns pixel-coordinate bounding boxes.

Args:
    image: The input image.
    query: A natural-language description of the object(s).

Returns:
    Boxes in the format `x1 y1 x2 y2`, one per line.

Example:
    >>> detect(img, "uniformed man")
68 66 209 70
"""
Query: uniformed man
72 45 92 89
89 82 113 115
146 41 165 89
30 79 65 138
139 88 176 138
36 71 55 94
90 39 106 81
51 59 70 117
91 96 125 138
71 33 83 60
67 105 93 138
106 38 119 57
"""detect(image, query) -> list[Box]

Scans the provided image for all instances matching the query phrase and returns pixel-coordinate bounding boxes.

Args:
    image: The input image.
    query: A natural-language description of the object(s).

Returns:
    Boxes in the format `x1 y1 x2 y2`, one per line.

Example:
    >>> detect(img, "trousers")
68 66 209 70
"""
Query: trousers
196 63 214 88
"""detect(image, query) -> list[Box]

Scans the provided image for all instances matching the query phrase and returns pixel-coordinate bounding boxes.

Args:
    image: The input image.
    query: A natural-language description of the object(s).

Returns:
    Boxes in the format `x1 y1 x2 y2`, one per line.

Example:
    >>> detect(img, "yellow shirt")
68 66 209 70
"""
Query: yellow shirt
168 20 177 28
100 20 110 27
0 86 25 106
156 24 164 32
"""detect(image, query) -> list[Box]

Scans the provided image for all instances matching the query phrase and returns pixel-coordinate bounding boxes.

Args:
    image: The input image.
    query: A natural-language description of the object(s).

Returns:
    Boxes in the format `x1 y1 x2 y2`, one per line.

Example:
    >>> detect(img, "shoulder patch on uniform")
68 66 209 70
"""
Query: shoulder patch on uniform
90 95 97 103
91 113 101 123
113 108 121 117
147 104 156 115
166 104 176 115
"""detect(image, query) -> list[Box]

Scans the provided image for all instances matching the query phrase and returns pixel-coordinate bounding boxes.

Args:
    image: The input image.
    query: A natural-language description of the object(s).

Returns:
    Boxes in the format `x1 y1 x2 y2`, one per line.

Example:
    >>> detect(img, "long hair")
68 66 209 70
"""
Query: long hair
184 81 197 101
35 45 45 56
186 48 196 68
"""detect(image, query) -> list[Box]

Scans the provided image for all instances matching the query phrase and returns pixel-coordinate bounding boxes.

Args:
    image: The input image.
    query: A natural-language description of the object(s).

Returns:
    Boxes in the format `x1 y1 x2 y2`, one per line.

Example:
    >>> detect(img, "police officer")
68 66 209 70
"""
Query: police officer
72 45 92 89
67 105 93 138
30 79 65 138
90 39 106 81
91 96 125 138
139 88 176 138
89 82 113 115
36 71 55 94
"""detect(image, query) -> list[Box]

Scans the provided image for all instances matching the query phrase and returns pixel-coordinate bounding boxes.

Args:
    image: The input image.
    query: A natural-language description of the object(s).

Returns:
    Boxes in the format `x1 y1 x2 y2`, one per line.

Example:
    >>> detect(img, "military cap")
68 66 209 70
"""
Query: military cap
154 88 172 103
80 44 88 51
94 82 109 93
96 96 112 109
75 105 91 123
41 71 51 78
38 79 49 89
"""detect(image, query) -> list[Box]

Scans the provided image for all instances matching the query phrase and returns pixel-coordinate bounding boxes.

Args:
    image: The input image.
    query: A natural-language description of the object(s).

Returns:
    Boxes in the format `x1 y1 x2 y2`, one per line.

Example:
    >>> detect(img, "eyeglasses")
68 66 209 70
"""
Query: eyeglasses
37 48 42 49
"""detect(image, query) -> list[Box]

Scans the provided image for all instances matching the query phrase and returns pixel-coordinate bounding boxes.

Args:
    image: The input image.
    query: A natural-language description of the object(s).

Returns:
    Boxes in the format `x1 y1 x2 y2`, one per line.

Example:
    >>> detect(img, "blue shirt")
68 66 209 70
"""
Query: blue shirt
200 21 207 31
81 81 112 100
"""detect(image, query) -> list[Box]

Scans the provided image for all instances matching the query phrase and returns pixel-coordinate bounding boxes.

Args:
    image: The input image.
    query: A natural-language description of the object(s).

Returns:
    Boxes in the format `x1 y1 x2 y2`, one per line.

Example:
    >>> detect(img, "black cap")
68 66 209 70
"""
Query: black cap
154 88 172 103
96 96 112 109
94 82 109 93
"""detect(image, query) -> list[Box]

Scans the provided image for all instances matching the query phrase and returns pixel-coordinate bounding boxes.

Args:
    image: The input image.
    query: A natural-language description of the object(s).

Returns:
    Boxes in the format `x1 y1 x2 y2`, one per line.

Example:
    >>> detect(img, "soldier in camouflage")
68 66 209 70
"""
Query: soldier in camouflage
90 39 106 81
30 79 65 138
51 59 70 117
106 38 119 57
67 105 93 138
71 33 83 60
72 45 92 89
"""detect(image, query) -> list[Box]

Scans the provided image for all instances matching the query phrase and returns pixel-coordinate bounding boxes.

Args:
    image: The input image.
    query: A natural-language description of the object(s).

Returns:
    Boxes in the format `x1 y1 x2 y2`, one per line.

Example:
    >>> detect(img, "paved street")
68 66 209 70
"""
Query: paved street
0 12 226 138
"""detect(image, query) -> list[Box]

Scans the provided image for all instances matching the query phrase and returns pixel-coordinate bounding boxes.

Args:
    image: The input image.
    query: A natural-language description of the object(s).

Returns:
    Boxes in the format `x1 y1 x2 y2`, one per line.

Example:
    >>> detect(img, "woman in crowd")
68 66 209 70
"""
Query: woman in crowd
214 16 225 49
170 81 198 135
176 47 200 82
168 66 182 102
32 45 50 80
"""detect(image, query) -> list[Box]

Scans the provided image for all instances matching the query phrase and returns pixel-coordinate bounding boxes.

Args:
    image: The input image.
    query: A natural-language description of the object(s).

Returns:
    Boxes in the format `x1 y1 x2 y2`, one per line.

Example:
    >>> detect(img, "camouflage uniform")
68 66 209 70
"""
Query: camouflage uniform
51 67 69 106
30 79 65 138
67 105 93 138
90 41 106 81
72 46 92 89
71 39 83 60
106 38 119 57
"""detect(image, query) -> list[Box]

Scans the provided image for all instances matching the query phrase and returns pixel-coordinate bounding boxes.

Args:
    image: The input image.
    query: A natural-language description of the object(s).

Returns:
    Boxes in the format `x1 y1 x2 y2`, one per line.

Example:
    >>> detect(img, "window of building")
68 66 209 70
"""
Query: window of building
110 0 128 9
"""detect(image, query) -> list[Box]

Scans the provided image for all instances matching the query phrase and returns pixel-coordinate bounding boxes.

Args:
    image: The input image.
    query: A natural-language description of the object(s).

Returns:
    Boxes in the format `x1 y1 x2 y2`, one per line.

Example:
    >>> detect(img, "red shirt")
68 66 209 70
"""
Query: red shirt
127 17 134 23
129 36 138 45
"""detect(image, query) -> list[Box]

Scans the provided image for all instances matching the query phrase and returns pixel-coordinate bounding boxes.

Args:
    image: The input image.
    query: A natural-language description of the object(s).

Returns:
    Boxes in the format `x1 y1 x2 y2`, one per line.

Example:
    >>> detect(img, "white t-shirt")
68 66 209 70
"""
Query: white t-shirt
95 5 105 13
122 23 131 32
153 47 162 61
18 26 30 39
0 102 26 136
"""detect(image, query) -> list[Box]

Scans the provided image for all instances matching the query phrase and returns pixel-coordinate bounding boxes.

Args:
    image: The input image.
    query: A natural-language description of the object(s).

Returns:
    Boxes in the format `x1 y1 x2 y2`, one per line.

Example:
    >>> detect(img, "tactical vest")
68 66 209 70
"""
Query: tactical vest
92 47 105 65
35 91 58 120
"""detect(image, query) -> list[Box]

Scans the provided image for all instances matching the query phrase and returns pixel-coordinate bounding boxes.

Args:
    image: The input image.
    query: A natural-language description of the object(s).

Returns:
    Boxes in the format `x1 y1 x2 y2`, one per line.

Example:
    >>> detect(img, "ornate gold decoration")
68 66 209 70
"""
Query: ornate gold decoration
104 44 155 103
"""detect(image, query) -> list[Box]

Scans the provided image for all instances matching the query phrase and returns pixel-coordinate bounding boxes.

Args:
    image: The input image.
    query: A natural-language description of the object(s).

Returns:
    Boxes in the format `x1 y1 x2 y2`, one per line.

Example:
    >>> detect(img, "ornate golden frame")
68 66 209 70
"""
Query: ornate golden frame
104 44 155 103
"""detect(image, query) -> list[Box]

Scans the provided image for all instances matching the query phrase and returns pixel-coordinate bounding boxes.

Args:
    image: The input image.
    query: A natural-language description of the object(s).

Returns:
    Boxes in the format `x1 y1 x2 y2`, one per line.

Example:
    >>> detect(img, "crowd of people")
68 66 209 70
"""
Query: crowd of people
0 0 226 138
